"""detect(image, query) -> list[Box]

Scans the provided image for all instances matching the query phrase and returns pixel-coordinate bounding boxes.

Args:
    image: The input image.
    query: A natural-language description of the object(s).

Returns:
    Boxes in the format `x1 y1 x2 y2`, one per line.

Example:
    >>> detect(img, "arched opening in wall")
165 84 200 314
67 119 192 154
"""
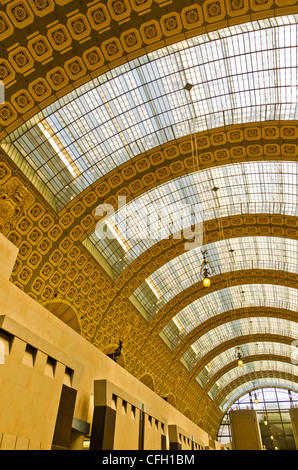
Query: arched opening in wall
139 373 155 392
183 408 192 420
45 300 81 334
162 393 176 408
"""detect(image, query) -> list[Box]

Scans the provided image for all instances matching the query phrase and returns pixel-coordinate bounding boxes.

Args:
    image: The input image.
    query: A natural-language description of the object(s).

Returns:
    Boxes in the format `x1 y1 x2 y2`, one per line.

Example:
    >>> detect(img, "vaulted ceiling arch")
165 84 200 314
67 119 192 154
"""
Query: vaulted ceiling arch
208 369 298 423
0 0 297 437
202 354 295 397
2 14 298 212
90 159 297 282
1 2 297 145
3 122 296 232
192 349 298 429
178 332 296 398
206 360 298 431
145 287 298 393
130 278 297 383
128 237 297 320
132 272 297 340
177 345 298 421
203 378 298 437
216 379 298 420
165 306 298 358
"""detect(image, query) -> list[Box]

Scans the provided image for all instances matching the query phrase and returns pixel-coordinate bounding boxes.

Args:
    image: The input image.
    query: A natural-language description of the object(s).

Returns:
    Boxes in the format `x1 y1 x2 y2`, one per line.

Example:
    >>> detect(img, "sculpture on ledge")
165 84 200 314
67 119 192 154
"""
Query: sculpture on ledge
106 339 123 363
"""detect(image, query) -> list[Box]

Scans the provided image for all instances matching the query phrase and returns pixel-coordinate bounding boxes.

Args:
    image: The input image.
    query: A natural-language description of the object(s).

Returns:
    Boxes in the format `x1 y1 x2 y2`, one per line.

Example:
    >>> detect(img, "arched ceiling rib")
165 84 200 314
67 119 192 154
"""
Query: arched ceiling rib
219 378 298 416
182 332 296 387
165 306 298 355
90 161 298 274
210 371 298 417
182 317 298 371
3 14 298 210
201 342 297 381
131 235 297 317
208 359 298 401
1 0 297 142
131 276 298 372
138 275 297 335
3 122 297 230
100 214 297 326
156 304 298 397
138 284 298 391
180 335 298 420
203 352 292 398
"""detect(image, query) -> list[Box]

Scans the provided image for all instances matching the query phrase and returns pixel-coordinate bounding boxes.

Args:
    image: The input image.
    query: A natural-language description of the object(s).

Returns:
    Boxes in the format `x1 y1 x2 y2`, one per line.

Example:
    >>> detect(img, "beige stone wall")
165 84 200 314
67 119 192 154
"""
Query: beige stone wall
289 407 298 450
230 409 263 450
0 233 223 450
168 424 205 450
113 399 140 450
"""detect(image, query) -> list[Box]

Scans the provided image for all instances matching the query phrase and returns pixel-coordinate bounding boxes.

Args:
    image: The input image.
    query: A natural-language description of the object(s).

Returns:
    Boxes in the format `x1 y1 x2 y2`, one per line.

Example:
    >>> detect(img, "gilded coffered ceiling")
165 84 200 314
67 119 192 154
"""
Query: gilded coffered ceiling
0 0 297 436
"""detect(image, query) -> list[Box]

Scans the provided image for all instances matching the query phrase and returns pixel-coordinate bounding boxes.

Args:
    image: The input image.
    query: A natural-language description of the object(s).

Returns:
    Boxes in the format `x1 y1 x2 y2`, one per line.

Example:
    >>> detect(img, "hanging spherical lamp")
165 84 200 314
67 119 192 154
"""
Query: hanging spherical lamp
200 250 214 288
235 346 244 367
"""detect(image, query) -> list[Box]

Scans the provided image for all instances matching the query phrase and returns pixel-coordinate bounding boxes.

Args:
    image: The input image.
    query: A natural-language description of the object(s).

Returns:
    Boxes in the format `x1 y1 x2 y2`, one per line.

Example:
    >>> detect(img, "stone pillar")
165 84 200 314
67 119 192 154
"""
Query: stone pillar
89 380 116 450
90 403 116 450
289 407 298 450
51 384 77 450
168 425 182 450
230 409 263 450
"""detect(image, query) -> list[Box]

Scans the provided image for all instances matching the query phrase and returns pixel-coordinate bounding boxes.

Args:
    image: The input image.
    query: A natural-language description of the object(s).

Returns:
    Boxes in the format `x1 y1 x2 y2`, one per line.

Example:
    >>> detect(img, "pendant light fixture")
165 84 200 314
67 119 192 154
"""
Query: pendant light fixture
200 250 214 288
235 345 244 367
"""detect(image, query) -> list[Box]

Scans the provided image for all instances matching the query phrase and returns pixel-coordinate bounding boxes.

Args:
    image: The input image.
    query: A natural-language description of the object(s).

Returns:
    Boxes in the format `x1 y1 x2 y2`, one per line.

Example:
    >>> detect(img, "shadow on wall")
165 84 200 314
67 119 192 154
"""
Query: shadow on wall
45 299 81 333
162 393 176 408
184 408 192 420
139 373 156 392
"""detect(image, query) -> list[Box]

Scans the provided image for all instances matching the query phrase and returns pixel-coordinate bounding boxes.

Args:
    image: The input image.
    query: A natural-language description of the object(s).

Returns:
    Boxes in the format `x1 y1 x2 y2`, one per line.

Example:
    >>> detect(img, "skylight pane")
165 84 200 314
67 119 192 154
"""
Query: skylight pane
90 161 297 275
182 313 298 372
3 16 298 210
197 342 293 389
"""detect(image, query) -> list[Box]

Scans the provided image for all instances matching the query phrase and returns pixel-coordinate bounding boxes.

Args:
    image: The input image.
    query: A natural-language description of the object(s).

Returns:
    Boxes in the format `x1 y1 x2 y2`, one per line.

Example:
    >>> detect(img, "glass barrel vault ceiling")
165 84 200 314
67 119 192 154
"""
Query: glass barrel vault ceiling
208 360 298 401
91 161 298 273
182 315 298 371
163 283 298 349
221 382 298 413
133 235 297 318
3 15 298 210
197 342 295 388
2 11 296 408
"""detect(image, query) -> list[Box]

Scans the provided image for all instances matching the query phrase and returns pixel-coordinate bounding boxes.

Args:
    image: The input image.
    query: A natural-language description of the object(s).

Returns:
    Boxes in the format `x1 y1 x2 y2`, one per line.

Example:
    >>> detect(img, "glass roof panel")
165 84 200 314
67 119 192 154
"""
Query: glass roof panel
197 342 295 389
4 16 298 210
132 234 298 318
90 161 298 274
182 314 298 371
163 278 298 349
220 380 298 413
208 360 298 401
